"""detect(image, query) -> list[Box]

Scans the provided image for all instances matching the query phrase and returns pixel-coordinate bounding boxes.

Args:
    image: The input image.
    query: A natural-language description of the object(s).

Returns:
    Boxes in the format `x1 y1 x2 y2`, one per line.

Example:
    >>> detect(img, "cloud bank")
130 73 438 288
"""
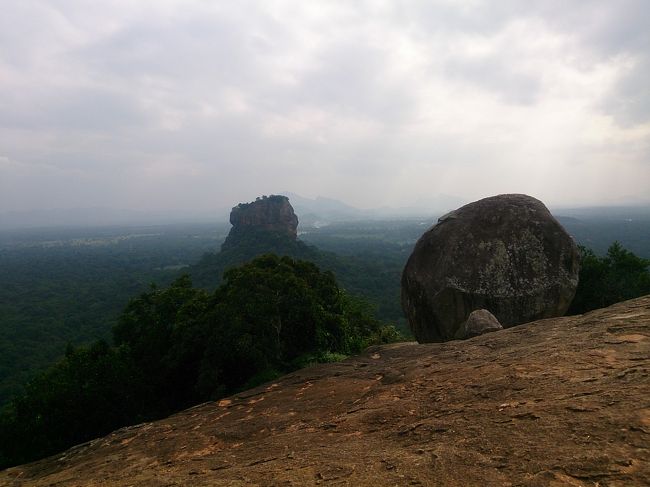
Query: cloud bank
1 0 648 212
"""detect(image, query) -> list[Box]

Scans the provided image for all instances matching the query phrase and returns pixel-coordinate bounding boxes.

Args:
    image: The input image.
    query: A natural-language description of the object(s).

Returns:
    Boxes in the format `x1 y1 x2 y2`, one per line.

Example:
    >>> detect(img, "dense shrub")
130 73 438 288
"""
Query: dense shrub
569 242 650 314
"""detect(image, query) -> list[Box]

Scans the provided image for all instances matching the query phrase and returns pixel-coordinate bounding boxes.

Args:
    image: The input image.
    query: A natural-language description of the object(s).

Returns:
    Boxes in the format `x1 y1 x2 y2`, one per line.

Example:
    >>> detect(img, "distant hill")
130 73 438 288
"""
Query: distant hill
555 205 650 257
281 192 466 226
282 192 363 219
553 205 650 220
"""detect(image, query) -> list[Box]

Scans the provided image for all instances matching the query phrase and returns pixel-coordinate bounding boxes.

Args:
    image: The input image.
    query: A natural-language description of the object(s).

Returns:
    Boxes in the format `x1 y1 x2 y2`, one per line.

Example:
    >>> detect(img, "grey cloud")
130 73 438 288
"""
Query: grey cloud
410 0 650 122
410 1 522 36
541 0 649 54
535 0 650 125
514 0 650 125
602 57 650 127
278 42 418 124
0 86 148 138
1 0 649 213
72 3 308 95
78 16 255 84
53 88 147 130
444 55 541 105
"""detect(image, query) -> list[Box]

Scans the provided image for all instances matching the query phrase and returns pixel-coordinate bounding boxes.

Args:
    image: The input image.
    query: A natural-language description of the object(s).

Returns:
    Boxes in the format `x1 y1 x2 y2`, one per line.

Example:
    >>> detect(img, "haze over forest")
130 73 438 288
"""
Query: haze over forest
1 0 650 217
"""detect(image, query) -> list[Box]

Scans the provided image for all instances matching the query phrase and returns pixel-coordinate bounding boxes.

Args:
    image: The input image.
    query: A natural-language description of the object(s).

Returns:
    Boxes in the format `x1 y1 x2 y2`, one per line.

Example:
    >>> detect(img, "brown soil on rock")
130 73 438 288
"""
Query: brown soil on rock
2 296 649 486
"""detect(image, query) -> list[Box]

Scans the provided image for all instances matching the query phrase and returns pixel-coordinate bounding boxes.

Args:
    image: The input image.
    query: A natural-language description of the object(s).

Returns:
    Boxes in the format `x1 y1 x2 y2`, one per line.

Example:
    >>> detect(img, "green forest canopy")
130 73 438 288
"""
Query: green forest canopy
0 211 649 470
0 255 401 469
1 213 648 408
569 242 650 314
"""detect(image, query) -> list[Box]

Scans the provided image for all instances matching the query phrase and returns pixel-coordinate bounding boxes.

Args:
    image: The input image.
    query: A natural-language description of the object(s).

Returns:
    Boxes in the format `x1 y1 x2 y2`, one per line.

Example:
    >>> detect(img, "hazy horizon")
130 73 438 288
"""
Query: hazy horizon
2 190 650 232
2 1 649 213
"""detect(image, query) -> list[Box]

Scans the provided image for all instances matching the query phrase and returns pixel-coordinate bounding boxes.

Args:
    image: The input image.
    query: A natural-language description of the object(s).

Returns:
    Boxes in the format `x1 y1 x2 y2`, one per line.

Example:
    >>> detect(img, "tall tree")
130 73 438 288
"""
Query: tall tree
569 242 650 314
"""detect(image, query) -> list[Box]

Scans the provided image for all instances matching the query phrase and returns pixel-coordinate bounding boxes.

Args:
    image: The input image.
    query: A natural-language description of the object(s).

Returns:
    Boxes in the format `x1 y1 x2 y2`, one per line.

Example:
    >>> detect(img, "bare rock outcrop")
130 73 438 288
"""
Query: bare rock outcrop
3 296 649 486
455 308 503 339
402 194 580 342
221 195 299 250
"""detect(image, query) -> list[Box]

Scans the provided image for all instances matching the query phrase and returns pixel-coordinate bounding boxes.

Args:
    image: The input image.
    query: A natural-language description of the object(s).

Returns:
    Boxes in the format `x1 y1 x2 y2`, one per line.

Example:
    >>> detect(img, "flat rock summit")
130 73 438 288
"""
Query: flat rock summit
2 296 649 486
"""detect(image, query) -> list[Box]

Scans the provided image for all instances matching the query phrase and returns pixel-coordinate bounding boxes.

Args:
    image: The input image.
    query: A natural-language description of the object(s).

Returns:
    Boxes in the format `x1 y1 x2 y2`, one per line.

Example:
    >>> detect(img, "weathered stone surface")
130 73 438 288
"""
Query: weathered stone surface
455 309 503 339
3 296 649 486
221 195 299 250
402 194 580 342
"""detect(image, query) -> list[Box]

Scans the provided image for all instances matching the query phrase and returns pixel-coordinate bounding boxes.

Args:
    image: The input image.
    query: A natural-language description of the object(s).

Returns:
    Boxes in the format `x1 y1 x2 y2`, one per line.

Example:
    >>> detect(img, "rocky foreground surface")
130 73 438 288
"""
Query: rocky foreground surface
2 296 649 486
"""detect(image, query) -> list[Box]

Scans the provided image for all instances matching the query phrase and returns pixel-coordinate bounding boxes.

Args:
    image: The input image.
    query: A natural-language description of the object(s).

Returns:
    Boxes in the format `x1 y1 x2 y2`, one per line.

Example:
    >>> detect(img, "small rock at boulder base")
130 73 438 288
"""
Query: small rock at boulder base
401 194 580 342
455 309 503 340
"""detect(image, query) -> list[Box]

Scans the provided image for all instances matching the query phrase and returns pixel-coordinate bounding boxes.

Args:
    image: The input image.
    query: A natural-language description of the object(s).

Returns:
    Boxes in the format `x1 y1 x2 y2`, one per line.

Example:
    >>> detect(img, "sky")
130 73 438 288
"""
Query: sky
1 0 649 214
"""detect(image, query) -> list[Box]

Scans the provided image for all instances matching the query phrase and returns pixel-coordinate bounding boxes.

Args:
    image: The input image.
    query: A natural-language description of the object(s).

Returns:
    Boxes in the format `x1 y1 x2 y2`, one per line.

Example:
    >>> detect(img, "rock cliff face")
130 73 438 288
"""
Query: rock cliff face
3 296 649 486
402 194 580 342
221 195 298 251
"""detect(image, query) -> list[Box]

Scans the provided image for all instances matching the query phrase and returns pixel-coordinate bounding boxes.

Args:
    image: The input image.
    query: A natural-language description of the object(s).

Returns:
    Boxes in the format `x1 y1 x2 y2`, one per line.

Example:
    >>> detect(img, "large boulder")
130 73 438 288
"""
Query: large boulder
401 194 580 342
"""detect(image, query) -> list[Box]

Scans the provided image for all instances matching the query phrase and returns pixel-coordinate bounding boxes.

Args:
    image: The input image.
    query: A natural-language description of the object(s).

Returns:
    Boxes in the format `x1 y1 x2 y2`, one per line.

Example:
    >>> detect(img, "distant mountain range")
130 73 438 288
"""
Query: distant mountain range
0 194 465 230
281 192 467 226
2 194 649 231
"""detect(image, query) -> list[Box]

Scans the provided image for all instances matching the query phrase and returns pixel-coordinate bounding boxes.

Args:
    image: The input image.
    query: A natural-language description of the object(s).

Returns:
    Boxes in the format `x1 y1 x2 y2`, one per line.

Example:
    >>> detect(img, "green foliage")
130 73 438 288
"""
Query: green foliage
0 220 416 410
0 341 140 467
194 255 389 396
190 227 320 286
1 218 648 469
192 227 411 330
0 255 396 469
113 276 212 414
0 224 223 406
569 242 650 314
2 214 647 411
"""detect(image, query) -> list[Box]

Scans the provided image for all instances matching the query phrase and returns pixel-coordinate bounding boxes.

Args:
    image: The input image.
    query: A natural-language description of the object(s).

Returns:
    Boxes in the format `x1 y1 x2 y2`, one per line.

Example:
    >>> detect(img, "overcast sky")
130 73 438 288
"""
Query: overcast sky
1 0 649 213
